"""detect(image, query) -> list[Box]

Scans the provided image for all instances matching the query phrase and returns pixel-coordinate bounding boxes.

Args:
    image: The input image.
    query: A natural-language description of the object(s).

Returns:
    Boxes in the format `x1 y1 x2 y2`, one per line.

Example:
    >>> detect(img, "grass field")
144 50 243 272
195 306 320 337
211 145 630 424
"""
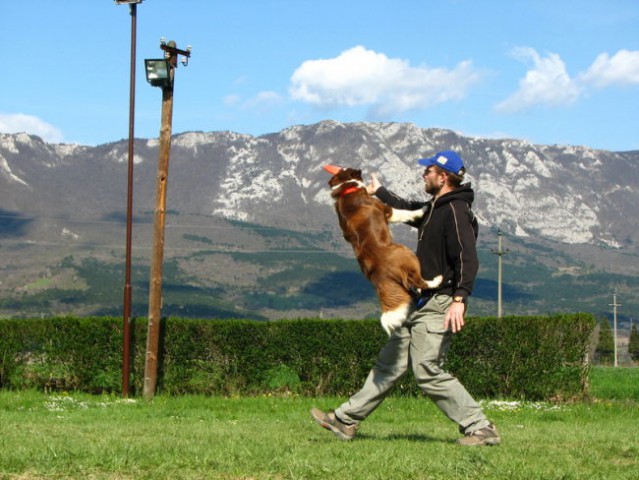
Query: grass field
1 367 637 480
588 366 639 400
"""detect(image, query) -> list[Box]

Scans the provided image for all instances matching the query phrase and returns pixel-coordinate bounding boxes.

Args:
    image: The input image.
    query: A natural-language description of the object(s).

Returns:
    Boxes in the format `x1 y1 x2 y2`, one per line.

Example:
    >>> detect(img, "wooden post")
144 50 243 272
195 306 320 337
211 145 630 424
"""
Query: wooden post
143 59 175 401
142 40 191 401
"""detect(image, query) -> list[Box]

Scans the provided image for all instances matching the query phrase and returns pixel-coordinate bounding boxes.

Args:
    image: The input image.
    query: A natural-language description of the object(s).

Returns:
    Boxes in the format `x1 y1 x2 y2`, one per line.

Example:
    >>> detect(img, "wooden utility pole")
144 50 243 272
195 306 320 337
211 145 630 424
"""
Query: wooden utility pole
143 40 191 401
143 76 174 401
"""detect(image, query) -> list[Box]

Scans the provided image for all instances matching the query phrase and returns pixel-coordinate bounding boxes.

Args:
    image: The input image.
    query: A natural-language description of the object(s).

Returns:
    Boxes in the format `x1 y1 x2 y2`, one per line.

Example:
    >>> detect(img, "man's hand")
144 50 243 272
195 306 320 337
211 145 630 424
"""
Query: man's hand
444 301 466 333
366 173 382 195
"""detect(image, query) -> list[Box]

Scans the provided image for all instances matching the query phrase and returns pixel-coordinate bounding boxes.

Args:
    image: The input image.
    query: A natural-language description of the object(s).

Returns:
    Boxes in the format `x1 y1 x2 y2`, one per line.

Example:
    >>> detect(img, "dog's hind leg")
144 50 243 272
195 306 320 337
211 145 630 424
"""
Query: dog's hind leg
375 279 412 336
380 303 411 336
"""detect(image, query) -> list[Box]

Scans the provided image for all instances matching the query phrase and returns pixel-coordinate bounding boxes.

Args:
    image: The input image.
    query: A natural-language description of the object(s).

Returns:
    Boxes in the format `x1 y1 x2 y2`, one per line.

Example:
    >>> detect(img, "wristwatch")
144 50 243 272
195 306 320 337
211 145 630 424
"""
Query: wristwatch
453 296 465 304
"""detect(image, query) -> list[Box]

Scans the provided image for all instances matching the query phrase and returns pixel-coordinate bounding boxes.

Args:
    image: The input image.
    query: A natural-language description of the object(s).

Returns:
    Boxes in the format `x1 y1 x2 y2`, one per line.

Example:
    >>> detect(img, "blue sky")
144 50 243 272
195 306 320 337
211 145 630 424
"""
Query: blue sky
1 0 638 151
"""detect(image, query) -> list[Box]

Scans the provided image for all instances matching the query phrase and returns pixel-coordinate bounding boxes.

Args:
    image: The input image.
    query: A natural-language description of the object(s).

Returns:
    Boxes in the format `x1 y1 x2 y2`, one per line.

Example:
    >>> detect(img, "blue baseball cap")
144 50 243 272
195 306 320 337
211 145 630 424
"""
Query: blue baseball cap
418 151 465 176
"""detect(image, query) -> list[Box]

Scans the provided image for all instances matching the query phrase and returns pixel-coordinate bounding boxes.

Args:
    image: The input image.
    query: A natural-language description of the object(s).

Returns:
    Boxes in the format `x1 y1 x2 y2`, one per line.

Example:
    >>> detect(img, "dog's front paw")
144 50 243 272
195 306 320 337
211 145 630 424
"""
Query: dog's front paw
406 206 428 222
389 207 427 224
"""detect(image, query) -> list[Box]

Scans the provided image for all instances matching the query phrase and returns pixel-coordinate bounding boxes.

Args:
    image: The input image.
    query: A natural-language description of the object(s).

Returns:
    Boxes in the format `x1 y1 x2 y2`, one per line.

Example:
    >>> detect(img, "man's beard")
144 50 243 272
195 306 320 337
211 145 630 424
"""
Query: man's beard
424 181 441 196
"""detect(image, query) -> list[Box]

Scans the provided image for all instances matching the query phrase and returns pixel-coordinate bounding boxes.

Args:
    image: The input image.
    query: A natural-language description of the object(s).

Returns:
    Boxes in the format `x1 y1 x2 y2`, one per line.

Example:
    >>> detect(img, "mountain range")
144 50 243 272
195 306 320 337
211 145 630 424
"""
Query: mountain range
1 121 638 332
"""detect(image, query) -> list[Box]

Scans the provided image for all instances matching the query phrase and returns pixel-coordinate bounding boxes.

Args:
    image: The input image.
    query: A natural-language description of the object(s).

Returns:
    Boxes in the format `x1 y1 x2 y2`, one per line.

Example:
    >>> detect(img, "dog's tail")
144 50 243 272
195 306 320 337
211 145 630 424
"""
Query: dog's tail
408 286 422 301
423 275 443 290
405 274 442 296
407 275 443 307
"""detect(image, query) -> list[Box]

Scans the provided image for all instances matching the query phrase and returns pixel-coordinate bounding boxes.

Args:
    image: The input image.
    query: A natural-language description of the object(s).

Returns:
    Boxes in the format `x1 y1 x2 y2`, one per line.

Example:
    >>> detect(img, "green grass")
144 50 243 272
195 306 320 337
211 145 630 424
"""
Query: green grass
1 369 638 479
589 366 639 400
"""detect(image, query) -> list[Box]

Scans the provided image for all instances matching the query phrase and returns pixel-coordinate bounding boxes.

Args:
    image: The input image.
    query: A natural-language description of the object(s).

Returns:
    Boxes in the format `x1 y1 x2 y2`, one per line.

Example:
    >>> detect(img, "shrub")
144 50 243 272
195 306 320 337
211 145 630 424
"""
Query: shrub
262 364 301 393
0 317 123 393
0 314 595 400
448 314 595 400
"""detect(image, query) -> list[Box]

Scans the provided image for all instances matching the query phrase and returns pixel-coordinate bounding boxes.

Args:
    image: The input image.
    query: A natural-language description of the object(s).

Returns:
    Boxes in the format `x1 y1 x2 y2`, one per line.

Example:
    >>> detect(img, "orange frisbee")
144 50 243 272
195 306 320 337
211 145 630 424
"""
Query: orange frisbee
323 164 343 175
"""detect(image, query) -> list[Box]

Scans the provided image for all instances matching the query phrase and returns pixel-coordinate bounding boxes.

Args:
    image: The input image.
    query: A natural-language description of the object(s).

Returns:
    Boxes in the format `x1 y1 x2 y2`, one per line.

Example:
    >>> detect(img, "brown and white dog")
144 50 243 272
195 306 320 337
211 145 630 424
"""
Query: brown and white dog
324 165 442 335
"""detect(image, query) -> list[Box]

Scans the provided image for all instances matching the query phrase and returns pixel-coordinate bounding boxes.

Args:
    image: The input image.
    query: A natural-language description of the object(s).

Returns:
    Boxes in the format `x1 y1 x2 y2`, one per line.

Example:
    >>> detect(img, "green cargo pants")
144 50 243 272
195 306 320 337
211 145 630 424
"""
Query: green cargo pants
335 294 489 434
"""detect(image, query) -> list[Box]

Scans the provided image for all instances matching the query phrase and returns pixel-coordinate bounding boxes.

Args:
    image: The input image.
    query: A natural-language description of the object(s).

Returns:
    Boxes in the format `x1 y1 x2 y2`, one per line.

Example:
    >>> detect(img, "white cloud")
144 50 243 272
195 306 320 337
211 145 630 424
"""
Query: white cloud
0 113 64 143
578 49 639 88
224 91 283 113
495 47 582 113
242 91 282 110
496 48 639 114
223 94 242 107
289 46 481 116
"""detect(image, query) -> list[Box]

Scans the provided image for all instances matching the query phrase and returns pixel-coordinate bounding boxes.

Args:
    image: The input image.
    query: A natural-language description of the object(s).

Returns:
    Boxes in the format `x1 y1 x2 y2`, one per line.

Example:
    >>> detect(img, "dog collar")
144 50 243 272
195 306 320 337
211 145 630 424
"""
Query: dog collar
331 180 365 195
341 186 360 196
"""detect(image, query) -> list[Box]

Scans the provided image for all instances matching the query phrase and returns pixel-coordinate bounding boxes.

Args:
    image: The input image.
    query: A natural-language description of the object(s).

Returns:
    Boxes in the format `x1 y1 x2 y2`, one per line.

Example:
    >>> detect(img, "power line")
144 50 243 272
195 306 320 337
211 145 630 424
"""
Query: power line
0 238 353 254
0 212 335 232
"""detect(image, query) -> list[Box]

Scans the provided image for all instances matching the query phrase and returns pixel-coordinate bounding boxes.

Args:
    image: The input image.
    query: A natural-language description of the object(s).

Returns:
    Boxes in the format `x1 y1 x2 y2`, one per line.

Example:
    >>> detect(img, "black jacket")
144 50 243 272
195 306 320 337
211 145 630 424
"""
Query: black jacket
375 184 479 301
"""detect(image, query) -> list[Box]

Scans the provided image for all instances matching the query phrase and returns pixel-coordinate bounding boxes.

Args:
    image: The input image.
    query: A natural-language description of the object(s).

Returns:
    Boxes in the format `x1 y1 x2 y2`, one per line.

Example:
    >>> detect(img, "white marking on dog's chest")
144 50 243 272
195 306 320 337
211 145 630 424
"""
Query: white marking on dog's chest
331 180 366 192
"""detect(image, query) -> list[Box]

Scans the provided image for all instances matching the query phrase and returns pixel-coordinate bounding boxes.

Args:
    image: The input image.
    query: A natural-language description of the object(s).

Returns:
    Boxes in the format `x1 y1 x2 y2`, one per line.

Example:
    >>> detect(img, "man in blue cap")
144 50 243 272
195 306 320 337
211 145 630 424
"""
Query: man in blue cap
311 151 500 446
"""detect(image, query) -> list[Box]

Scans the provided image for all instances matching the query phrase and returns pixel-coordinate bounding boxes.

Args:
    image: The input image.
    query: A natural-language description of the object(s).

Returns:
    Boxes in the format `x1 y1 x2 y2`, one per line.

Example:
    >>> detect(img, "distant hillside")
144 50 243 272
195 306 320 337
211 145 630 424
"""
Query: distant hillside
1 122 638 329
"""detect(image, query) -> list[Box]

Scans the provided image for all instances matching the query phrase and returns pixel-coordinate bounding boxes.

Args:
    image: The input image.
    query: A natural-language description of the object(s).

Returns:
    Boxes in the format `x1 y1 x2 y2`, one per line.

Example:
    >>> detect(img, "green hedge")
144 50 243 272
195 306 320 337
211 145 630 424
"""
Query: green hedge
0 317 123 393
447 314 595 400
0 314 594 400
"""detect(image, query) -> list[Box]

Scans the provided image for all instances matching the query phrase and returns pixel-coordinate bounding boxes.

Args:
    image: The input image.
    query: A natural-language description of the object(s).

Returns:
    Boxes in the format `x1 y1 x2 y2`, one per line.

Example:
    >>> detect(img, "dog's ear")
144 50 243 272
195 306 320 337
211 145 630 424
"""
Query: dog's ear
353 169 363 180
328 174 343 187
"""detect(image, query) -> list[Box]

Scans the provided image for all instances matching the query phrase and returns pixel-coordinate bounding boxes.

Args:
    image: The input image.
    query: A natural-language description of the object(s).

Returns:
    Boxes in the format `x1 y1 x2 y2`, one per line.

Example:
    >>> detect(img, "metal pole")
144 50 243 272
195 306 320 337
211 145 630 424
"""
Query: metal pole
143 57 175 401
492 230 508 318
121 1 138 399
609 291 621 368
497 231 503 318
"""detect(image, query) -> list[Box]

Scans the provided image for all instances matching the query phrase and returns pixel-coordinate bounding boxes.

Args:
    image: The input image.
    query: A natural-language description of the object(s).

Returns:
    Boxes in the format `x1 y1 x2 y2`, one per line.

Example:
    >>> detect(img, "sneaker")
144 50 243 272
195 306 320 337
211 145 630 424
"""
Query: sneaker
310 408 358 441
457 424 501 446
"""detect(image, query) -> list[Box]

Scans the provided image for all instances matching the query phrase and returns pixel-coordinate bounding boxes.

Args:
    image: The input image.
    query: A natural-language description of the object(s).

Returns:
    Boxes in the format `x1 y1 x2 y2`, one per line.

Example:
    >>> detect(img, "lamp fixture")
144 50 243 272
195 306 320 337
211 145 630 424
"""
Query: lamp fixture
144 59 171 88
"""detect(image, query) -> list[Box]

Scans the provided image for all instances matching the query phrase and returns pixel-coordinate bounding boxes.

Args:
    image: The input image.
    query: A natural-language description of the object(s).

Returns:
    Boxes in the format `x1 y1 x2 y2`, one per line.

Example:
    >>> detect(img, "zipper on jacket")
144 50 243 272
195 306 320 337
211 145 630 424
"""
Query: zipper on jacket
418 202 435 241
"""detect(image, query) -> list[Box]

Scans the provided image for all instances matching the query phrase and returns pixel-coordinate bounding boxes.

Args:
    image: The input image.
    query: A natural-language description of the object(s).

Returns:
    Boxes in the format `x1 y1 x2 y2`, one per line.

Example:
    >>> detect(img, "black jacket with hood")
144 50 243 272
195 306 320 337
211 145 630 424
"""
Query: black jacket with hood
375 184 479 301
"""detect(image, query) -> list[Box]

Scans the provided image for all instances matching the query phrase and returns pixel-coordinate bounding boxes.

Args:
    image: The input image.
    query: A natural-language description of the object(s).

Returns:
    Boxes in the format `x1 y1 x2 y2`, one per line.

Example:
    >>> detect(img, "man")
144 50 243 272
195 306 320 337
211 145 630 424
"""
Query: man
311 150 500 446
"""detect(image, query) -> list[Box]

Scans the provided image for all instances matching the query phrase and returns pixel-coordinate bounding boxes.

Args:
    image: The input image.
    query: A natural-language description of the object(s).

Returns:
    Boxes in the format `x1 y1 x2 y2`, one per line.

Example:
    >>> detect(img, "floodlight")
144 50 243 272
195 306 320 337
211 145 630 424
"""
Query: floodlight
145 59 171 88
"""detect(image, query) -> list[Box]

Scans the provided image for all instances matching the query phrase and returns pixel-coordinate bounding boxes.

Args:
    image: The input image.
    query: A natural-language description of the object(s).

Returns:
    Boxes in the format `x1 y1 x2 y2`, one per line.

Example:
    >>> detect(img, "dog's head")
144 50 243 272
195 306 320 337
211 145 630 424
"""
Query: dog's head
324 166 364 194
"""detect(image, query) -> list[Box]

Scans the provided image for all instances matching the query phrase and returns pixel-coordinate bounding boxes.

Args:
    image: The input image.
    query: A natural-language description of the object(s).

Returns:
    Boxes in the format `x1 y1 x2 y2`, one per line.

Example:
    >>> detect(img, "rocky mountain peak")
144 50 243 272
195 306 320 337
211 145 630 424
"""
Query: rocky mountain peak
1 121 638 249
